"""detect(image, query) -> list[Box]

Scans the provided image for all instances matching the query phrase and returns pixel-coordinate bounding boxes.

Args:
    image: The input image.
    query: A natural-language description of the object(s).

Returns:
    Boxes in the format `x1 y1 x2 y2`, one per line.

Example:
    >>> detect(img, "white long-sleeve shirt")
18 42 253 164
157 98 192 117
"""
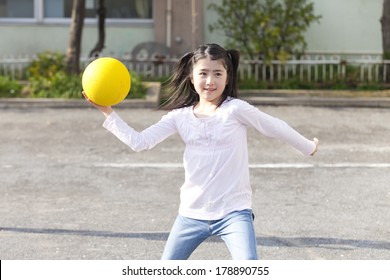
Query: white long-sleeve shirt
103 98 316 220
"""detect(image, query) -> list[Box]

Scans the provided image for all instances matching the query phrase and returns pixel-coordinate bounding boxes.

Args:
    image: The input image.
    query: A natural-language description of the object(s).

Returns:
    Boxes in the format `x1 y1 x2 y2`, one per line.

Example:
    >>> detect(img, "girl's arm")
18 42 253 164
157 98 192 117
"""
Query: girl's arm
103 111 177 152
234 100 319 156
83 91 177 152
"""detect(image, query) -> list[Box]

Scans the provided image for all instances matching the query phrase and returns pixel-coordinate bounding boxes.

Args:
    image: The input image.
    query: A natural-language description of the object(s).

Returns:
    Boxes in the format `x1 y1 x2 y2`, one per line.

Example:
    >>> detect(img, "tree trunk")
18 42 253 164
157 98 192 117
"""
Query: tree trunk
381 0 390 59
66 0 85 74
89 0 106 58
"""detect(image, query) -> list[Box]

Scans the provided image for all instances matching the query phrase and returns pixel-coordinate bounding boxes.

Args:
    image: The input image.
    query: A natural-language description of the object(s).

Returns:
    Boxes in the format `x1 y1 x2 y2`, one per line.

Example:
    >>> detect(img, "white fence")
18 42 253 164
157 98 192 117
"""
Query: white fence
1 54 389 83
238 55 387 83
0 55 34 80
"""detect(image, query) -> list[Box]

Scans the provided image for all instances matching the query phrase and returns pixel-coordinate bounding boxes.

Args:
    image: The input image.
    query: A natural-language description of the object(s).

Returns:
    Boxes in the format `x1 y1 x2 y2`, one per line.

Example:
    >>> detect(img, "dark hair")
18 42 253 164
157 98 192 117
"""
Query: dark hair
160 43 240 110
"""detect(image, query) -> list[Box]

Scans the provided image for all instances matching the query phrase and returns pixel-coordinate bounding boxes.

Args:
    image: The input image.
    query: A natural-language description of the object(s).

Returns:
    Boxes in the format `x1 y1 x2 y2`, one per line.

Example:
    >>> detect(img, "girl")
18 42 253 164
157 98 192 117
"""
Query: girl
83 43 319 260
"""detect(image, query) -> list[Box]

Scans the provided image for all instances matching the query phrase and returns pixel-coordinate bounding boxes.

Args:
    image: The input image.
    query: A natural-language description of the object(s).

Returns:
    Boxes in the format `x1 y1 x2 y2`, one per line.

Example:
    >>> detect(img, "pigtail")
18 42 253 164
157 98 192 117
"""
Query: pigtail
227 49 240 78
219 49 240 103
169 52 193 89
160 52 199 110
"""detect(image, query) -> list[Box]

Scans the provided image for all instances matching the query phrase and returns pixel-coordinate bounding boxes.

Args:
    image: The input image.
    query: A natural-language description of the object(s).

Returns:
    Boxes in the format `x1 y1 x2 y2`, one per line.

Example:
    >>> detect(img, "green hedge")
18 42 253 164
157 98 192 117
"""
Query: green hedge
0 51 147 99
0 76 23 97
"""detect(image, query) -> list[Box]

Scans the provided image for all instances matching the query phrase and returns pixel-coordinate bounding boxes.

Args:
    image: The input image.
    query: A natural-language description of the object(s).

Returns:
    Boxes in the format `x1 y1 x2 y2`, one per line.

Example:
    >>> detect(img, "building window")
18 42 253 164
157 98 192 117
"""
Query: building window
0 0 153 23
44 0 73 18
102 0 152 19
0 0 34 18
45 0 152 19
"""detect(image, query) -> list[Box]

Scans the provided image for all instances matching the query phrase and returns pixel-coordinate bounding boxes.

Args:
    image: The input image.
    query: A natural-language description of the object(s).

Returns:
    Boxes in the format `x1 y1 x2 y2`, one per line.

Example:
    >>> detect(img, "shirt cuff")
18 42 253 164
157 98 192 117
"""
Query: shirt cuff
102 110 117 129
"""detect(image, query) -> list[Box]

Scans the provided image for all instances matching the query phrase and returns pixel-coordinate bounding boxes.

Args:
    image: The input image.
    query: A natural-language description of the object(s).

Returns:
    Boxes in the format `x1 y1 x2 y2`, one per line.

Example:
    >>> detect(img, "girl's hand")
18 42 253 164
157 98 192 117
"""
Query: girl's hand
310 137 319 156
82 91 113 117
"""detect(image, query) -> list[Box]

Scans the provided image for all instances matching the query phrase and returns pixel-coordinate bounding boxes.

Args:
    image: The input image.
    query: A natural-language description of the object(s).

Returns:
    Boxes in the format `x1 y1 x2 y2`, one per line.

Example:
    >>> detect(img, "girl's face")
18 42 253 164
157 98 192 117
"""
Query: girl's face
190 57 228 106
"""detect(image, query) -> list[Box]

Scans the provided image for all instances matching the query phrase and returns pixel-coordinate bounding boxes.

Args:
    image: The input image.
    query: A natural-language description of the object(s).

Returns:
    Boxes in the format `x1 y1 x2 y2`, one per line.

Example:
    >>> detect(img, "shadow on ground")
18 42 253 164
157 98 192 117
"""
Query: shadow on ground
1 227 389 251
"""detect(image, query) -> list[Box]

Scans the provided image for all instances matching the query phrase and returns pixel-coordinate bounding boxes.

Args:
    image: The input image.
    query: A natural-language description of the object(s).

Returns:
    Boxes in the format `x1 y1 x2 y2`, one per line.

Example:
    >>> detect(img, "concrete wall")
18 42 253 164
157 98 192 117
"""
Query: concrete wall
0 0 384 57
305 0 382 54
0 23 154 57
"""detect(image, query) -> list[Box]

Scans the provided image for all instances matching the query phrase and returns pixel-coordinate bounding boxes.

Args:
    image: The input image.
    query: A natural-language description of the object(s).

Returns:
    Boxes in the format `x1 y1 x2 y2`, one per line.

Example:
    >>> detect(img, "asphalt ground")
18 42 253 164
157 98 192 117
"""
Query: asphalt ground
1 101 390 260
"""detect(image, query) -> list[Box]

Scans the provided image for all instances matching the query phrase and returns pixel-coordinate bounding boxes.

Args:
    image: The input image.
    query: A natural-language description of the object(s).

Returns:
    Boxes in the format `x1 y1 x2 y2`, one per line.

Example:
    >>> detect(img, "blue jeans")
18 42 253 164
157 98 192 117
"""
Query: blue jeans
161 209 258 260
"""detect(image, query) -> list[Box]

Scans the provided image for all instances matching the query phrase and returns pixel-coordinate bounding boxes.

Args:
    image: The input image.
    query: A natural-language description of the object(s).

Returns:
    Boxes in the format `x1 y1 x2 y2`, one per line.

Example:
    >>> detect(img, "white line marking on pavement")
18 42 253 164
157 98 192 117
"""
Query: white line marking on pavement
94 163 390 169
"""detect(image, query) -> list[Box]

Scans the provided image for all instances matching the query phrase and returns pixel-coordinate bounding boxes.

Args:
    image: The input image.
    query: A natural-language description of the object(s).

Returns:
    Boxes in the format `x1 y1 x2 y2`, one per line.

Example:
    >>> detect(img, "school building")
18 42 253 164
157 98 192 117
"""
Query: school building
0 0 384 59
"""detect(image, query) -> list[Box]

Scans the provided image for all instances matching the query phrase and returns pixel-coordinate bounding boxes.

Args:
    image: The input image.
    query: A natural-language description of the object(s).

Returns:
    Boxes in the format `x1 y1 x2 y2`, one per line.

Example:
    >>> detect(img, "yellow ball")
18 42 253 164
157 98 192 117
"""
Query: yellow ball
82 57 131 106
